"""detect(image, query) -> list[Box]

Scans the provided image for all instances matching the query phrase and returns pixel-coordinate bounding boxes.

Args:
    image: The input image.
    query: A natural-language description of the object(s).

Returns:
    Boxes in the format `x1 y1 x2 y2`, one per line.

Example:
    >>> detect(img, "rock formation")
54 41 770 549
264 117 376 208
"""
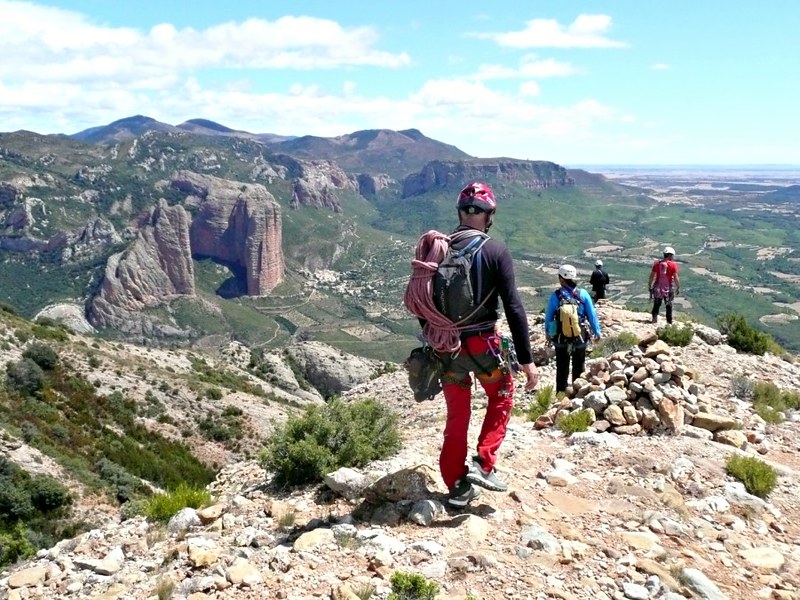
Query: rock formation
357 173 393 197
281 341 384 398
175 171 283 296
268 154 356 211
34 303 96 334
402 159 574 197
88 200 194 331
45 217 122 262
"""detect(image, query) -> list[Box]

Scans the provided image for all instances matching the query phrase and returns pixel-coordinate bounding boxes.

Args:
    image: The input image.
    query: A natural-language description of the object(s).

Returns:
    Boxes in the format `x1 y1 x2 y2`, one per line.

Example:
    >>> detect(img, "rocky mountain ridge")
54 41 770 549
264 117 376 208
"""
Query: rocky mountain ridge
0 125 585 346
402 159 574 198
2 303 799 599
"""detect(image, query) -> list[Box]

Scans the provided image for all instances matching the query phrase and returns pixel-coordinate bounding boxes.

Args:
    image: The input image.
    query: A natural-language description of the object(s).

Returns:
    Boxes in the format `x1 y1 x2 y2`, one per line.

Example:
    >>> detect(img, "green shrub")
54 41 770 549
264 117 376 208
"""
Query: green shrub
23 343 59 371
221 405 243 417
26 475 71 513
750 381 800 422
87 355 101 369
526 385 554 421
657 324 694 347
260 398 401 486
730 374 755 399
95 458 145 503
590 331 639 357
725 454 777 498
0 459 72 567
388 571 439 600
784 389 800 411
31 323 68 342
206 387 223 400
718 314 771 355
0 524 35 565
143 482 211 523
556 409 593 434
0 302 18 315
6 358 46 396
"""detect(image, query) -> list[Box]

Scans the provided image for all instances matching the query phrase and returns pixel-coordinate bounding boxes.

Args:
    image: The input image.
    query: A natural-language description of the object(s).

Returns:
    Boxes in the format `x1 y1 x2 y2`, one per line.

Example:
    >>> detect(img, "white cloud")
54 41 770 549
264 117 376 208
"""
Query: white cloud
650 63 670 70
473 56 577 80
472 14 627 49
519 82 541 97
0 1 410 87
0 2 641 160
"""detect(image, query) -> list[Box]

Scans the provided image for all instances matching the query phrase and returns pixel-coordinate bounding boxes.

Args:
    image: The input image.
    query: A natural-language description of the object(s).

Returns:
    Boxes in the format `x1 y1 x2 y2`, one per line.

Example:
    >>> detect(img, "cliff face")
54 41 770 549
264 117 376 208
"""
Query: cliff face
267 154 356 212
357 173 394 197
176 171 284 296
88 200 195 331
402 159 574 197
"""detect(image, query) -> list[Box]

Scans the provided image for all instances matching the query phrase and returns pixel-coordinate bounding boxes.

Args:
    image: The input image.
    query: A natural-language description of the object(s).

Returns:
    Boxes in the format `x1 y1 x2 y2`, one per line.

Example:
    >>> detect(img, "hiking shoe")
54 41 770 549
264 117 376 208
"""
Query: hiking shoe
465 457 508 492
651 316 658 324
447 479 481 507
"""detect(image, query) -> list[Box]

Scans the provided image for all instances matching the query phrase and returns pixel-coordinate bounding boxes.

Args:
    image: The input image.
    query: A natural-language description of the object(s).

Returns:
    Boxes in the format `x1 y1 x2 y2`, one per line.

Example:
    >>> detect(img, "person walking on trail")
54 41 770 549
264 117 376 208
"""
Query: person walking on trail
649 246 681 324
403 181 538 508
590 259 610 301
545 264 602 394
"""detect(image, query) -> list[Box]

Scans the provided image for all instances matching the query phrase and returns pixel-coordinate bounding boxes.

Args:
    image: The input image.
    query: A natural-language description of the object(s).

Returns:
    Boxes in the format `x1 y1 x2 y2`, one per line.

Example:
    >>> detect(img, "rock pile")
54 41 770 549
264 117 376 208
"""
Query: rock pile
534 336 753 450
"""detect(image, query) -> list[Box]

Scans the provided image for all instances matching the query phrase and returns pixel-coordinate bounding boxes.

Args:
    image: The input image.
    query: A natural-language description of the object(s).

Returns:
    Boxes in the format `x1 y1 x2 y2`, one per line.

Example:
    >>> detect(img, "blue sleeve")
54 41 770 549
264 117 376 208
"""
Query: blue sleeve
544 292 558 337
545 292 558 323
580 289 601 336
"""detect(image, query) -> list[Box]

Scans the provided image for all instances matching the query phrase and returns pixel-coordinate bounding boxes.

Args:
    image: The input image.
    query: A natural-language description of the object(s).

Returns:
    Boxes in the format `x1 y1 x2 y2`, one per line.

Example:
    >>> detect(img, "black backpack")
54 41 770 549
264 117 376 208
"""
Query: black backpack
432 232 491 325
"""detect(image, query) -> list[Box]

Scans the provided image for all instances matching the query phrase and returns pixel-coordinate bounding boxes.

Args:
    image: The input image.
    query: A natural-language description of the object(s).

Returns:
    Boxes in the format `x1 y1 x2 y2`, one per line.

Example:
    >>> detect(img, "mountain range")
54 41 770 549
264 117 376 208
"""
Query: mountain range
0 115 798 358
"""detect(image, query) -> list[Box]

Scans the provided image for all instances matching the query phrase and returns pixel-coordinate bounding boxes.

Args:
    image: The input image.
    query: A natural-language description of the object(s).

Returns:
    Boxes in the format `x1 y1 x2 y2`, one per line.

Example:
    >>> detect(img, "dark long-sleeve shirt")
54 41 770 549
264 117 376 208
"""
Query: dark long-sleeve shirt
450 225 533 364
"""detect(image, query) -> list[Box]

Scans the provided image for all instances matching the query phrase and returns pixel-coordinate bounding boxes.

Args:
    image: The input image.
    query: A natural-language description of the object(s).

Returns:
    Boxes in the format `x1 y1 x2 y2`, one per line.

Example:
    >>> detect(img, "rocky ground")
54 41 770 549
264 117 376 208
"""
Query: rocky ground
2 303 800 600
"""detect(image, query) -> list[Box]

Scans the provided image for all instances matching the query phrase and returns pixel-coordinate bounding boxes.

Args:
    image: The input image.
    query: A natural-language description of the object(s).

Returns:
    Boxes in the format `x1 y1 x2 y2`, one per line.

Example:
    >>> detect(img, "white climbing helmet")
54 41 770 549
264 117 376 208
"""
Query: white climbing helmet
663 246 675 256
595 259 603 267
558 264 577 280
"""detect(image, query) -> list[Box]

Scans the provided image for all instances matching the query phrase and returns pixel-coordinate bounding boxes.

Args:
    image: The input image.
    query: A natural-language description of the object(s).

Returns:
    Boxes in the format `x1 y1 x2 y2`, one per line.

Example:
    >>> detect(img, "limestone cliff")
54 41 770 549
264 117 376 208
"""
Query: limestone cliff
357 173 394 197
267 154 356 211
402 158 574 197
174 171 284 295
88 200 194 331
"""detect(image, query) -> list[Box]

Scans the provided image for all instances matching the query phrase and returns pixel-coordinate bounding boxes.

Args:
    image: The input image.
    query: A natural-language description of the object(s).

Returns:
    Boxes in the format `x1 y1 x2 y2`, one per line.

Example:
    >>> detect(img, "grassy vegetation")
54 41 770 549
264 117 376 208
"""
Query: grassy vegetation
556 409 593 434
749 381 800 423
142 482 212 523
725 454 778 498
590 331 640 357
525 385 554 421
657 324 694 346
387 571 439 600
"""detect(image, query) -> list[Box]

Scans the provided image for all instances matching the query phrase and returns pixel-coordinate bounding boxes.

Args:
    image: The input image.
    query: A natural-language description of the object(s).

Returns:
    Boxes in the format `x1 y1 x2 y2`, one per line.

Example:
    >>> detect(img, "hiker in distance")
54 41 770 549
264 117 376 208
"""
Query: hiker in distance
545 264 602 394
649 246 681 324
403 182 539 508
590 259 610 301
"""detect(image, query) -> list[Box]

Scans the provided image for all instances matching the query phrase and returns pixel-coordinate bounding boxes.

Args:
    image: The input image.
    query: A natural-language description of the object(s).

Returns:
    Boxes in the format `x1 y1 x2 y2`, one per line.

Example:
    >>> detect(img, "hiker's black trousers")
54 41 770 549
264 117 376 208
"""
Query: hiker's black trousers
652 297 673 324
555 342 587 393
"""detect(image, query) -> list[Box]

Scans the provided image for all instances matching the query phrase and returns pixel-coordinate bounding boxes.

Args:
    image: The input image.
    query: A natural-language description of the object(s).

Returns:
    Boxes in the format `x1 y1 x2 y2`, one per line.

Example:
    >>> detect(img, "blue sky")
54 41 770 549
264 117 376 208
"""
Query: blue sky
1 0 799 166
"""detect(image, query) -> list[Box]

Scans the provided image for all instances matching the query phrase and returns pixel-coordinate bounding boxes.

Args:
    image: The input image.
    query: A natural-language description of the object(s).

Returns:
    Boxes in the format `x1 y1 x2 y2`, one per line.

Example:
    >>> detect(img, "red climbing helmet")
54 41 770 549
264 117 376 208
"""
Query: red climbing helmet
456 182 496 213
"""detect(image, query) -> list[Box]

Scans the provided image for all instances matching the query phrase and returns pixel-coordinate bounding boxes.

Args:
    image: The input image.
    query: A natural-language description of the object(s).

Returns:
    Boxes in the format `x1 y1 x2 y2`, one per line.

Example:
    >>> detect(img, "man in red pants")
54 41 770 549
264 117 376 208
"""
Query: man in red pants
434 182 538 507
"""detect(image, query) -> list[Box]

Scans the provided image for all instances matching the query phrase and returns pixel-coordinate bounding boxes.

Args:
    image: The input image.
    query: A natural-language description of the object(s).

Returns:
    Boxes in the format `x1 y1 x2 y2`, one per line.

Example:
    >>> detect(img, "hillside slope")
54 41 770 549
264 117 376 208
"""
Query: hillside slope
1 303 799 599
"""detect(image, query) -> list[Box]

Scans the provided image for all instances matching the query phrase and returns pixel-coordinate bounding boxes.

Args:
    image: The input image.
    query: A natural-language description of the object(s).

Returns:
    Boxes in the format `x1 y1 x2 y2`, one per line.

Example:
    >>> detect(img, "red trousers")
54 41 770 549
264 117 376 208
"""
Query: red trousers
438 333 515 489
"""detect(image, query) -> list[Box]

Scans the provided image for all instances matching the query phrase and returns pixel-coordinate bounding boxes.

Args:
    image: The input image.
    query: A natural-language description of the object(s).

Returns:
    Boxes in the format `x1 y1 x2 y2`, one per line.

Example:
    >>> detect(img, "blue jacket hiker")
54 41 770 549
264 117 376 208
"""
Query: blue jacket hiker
544 264 602 393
